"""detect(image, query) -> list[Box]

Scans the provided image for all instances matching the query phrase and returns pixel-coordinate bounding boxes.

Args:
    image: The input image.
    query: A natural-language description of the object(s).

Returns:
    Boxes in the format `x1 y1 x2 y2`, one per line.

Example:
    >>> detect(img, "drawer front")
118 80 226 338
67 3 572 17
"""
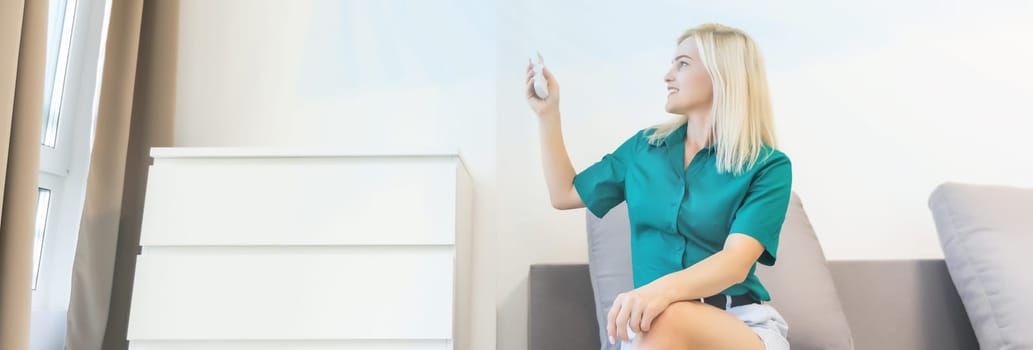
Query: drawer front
128 246 455 340
129 340 451 350
140 158 460 246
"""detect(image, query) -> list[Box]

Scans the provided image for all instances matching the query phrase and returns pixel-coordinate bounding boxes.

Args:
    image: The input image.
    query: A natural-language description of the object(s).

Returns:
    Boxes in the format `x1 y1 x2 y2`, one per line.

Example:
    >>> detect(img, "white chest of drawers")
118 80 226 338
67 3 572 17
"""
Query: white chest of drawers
126 148 472 350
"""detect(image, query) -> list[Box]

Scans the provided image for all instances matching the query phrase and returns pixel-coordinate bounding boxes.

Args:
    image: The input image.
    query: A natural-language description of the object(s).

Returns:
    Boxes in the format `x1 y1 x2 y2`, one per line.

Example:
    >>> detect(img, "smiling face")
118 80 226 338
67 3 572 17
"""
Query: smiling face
664 38 714 115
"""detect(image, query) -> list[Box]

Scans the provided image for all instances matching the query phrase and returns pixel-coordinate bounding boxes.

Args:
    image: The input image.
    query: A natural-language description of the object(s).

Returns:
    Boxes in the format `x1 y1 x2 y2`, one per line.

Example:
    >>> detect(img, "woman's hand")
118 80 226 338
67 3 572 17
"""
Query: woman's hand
606 280 676 344
525 60 560 119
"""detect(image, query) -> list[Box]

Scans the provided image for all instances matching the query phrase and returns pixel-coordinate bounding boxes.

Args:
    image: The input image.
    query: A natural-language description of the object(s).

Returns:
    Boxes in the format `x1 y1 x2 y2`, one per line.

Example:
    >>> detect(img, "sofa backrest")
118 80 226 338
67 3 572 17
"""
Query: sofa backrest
528 264 599 350
827 260 979 350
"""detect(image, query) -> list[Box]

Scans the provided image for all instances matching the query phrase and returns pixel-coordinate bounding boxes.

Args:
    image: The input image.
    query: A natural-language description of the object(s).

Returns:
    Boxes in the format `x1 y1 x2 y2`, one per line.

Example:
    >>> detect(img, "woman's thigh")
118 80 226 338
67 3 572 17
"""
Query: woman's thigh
624 301 765 350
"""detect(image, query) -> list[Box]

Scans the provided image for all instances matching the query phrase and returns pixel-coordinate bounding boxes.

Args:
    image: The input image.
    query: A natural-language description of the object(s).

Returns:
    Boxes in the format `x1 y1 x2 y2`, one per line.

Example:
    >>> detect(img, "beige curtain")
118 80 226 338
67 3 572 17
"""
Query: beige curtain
0 0 48 349
63 0 178 349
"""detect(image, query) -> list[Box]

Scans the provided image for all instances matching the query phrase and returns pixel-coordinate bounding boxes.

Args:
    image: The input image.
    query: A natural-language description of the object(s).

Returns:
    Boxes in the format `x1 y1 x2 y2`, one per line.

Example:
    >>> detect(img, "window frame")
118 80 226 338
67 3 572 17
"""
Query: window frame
31 0 109 325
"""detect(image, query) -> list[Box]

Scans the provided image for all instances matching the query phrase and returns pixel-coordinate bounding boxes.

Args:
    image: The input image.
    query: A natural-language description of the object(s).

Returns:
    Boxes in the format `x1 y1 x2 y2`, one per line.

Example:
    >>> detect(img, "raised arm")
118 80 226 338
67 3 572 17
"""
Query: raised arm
526 62 584 210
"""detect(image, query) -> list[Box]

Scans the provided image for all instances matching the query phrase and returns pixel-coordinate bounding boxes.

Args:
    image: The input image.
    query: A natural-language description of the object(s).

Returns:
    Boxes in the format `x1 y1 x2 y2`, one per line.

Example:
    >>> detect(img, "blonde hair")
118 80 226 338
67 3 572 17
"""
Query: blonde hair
647 23 778 176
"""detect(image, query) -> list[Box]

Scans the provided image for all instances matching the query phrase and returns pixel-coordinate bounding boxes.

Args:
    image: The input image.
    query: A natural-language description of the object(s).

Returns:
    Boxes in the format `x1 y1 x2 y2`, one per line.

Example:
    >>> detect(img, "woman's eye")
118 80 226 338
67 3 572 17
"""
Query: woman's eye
679 61 689 67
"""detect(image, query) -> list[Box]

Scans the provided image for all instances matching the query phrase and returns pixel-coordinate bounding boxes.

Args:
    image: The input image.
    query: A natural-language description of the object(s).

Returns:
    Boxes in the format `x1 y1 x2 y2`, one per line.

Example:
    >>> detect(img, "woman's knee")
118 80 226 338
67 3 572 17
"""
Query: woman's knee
632 301 703 349
634 301 766 350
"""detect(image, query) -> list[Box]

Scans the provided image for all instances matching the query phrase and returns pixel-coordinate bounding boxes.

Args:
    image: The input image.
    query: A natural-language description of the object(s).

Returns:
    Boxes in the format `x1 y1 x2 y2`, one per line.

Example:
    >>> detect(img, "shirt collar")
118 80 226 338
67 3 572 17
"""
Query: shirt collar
656 123 715 151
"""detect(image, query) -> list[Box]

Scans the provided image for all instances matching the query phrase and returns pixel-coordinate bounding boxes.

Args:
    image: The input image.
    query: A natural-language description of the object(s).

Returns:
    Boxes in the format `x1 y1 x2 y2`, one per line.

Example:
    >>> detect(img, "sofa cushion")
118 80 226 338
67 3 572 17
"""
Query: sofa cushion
754 193 854 349
586 193 854 349
585 202 633 350
928 182 1033 349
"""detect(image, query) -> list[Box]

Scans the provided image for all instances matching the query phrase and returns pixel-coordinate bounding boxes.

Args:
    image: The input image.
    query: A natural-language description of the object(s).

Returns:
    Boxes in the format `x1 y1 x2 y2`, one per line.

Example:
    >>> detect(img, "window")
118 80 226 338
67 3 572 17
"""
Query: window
32 188 52 290
30 0 108 347
33 0 78 293
41 0 76 149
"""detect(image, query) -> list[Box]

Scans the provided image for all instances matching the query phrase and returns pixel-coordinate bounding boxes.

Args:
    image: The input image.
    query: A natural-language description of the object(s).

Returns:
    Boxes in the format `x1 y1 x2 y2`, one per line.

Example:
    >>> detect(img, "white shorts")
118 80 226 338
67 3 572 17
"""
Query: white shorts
620 300 790 350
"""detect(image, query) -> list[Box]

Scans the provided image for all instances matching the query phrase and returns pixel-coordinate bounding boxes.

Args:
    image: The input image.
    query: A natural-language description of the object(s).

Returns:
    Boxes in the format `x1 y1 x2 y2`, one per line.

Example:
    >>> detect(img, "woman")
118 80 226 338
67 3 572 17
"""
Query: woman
525 23 792 350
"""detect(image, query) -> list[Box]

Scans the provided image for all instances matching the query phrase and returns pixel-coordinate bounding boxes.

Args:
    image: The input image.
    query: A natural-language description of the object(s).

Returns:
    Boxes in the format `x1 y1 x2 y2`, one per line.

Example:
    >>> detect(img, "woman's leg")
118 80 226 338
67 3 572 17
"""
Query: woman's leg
631 301 765 350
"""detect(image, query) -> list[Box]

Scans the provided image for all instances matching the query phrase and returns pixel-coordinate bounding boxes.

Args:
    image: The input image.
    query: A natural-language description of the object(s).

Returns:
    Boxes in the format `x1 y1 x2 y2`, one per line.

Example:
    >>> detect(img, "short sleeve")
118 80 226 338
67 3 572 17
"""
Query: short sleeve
572 130 642 218
729 152 793 266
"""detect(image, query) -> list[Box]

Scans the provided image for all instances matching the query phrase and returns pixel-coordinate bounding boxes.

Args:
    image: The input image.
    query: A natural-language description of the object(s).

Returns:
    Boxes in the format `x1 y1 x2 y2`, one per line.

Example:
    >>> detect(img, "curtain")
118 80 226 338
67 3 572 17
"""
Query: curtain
63 0 178 348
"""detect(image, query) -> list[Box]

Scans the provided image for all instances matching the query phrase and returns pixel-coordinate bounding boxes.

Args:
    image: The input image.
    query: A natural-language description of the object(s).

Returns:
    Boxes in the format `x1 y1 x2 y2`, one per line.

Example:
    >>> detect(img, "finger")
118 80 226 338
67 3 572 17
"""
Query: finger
616 300 631 342
603 295 619 344
542 66 559 92
542 66 555 81
640 304 661 332
606 295 623 344
629 300 643 335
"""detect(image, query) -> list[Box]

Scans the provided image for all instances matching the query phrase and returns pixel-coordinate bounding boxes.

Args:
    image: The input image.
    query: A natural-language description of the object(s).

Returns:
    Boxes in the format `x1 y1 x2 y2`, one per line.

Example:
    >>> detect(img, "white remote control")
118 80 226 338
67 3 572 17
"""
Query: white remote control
530 51 549 99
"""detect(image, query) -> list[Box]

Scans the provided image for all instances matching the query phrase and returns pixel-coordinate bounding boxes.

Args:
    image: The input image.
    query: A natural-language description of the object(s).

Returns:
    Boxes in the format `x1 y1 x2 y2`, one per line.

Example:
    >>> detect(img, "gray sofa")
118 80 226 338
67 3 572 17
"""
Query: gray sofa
525 184 1033 350
529 260 978 349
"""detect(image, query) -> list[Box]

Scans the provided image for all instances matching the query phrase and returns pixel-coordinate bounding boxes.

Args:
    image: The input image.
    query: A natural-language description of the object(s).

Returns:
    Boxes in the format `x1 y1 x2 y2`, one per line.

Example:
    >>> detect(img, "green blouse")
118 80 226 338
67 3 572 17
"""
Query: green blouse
573 123 792 301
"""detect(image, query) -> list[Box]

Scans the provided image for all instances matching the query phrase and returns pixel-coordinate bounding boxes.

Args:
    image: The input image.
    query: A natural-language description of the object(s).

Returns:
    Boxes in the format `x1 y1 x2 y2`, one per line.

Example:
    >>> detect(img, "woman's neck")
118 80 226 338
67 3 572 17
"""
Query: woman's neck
684 111 713 149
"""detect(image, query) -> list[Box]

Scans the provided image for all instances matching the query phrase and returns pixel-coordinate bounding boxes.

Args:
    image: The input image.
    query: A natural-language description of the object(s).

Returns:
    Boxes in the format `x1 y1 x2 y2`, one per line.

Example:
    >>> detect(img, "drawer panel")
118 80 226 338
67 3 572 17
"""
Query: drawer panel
139 158 461 246
129 340 450 350
127 246 455 340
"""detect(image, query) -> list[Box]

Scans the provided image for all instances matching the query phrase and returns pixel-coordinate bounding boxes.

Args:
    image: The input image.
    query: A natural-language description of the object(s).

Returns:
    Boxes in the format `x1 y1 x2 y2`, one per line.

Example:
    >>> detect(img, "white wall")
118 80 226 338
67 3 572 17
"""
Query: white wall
171 1 1033 349
496 0 1033 349
175 1 495 349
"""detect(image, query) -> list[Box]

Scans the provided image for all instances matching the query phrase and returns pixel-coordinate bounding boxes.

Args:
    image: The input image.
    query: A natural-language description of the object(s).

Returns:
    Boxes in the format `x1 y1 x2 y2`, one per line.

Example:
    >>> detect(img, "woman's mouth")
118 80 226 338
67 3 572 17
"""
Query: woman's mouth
667 87 679 96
